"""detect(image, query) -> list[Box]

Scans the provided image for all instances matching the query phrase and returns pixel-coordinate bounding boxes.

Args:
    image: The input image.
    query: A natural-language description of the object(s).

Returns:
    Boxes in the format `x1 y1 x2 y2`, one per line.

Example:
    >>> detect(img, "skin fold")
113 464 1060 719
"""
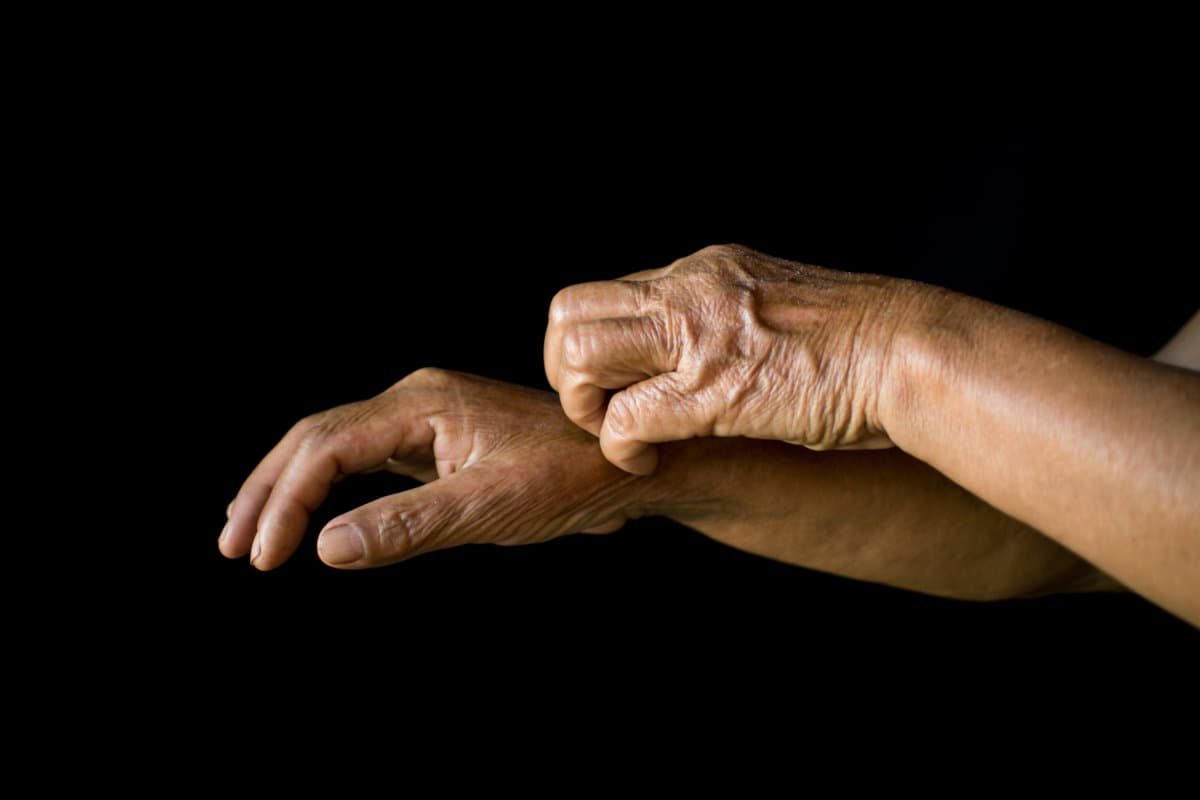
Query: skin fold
221 369 1119 602
544 245 1200 624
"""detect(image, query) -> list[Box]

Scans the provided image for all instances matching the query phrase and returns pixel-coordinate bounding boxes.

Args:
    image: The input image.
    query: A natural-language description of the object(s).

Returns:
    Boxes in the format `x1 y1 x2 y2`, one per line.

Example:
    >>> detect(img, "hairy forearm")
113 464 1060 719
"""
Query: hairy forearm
884 292 1200 622
639 438 1115 601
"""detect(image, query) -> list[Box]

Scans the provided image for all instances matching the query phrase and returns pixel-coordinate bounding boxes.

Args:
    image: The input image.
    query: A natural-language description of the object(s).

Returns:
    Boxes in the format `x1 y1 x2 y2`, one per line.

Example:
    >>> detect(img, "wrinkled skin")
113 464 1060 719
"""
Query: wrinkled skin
217 369 1115 599
544 244 924 474
543 244 1200 622
218 369 645 571
216 249 1199 624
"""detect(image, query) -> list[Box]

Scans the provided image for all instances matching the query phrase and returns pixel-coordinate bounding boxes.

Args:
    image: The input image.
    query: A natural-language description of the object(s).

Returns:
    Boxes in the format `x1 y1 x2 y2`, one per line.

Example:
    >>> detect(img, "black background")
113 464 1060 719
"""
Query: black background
118 59 1200 694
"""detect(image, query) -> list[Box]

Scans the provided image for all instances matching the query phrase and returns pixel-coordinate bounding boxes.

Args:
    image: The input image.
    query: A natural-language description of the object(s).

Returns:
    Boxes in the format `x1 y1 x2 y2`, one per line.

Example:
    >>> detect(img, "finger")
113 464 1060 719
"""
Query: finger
798 433 896 451
219 499 236 550
220 420 317 559
600 373 704 475
546 280 654 387
249 401 435 571
581 519 625 534
557 317 676 435
549 280 651 325
316 466 516 569
618 267 671 281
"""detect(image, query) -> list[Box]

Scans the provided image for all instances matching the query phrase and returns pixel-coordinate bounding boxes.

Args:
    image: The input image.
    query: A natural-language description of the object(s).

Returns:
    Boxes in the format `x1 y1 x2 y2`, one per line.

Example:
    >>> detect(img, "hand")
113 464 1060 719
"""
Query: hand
544 244 924 474
218 369 647 571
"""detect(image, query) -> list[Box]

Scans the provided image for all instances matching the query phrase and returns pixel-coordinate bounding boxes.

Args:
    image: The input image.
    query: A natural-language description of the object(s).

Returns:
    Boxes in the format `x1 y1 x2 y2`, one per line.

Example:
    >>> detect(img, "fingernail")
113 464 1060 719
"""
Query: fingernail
250 536 262 564
219 521 230 543
226 500 235 519
319 525 364 565
626 446 660 476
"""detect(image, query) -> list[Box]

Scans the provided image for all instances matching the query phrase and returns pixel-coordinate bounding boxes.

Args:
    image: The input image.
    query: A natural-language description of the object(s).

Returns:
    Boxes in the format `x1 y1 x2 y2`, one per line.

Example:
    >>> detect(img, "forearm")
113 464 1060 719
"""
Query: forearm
640 438 1115 601
883 291 1200 622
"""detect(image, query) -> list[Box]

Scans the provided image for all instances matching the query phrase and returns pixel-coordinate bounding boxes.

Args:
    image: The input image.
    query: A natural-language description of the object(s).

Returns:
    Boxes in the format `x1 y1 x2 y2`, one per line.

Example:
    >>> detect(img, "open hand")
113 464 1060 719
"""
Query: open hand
219 369 647 570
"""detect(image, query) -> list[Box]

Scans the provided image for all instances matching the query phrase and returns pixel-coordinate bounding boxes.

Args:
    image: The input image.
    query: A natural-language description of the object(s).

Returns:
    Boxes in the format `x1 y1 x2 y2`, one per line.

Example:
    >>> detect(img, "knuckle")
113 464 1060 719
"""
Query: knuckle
297 419 337 454
698 243 736 259
675 365 707 395
694 244 754 276
298 402 370 453
376 504 427 557
696 243 750 265
290 412 324 437
561 326 598 370
400 366 452 388
604 395 638 438
549 286 577 325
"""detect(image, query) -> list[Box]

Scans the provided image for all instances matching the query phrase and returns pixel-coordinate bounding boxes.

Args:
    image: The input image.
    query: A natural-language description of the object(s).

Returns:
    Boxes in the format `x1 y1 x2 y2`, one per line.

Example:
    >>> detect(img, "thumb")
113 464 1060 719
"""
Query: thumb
600 372 703 475
317 467 512 569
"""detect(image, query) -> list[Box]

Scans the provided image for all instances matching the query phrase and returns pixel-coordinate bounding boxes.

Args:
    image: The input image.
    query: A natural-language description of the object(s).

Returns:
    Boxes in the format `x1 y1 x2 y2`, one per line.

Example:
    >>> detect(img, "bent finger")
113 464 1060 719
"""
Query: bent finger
249 399 435 571
546 280 655 387
557 317 676 435
600 373 710 475
220 419 318 559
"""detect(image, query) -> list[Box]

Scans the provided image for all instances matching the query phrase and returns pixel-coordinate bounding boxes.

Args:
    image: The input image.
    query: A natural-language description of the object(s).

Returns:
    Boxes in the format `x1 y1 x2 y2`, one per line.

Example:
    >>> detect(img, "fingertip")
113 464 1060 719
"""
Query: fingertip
218 520 255 560
621 445 659 476
599 411 659 474
217 521 236 558
569 404 607 437
562 383 608 436
222 483 269 559
219 528 253 559
317 523 366 568
604 439 659 476
581 412 605 437
249 535 284 571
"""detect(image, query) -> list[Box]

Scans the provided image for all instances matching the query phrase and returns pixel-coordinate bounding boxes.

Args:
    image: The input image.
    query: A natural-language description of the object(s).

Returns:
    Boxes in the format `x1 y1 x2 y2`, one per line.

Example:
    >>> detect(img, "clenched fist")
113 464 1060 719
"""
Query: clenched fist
544 244 928 474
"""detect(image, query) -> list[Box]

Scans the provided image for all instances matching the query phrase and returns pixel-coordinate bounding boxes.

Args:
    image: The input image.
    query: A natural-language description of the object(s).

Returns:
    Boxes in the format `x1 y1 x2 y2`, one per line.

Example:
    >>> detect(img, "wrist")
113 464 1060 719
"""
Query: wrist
626 438 739 523
877 283 978 455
